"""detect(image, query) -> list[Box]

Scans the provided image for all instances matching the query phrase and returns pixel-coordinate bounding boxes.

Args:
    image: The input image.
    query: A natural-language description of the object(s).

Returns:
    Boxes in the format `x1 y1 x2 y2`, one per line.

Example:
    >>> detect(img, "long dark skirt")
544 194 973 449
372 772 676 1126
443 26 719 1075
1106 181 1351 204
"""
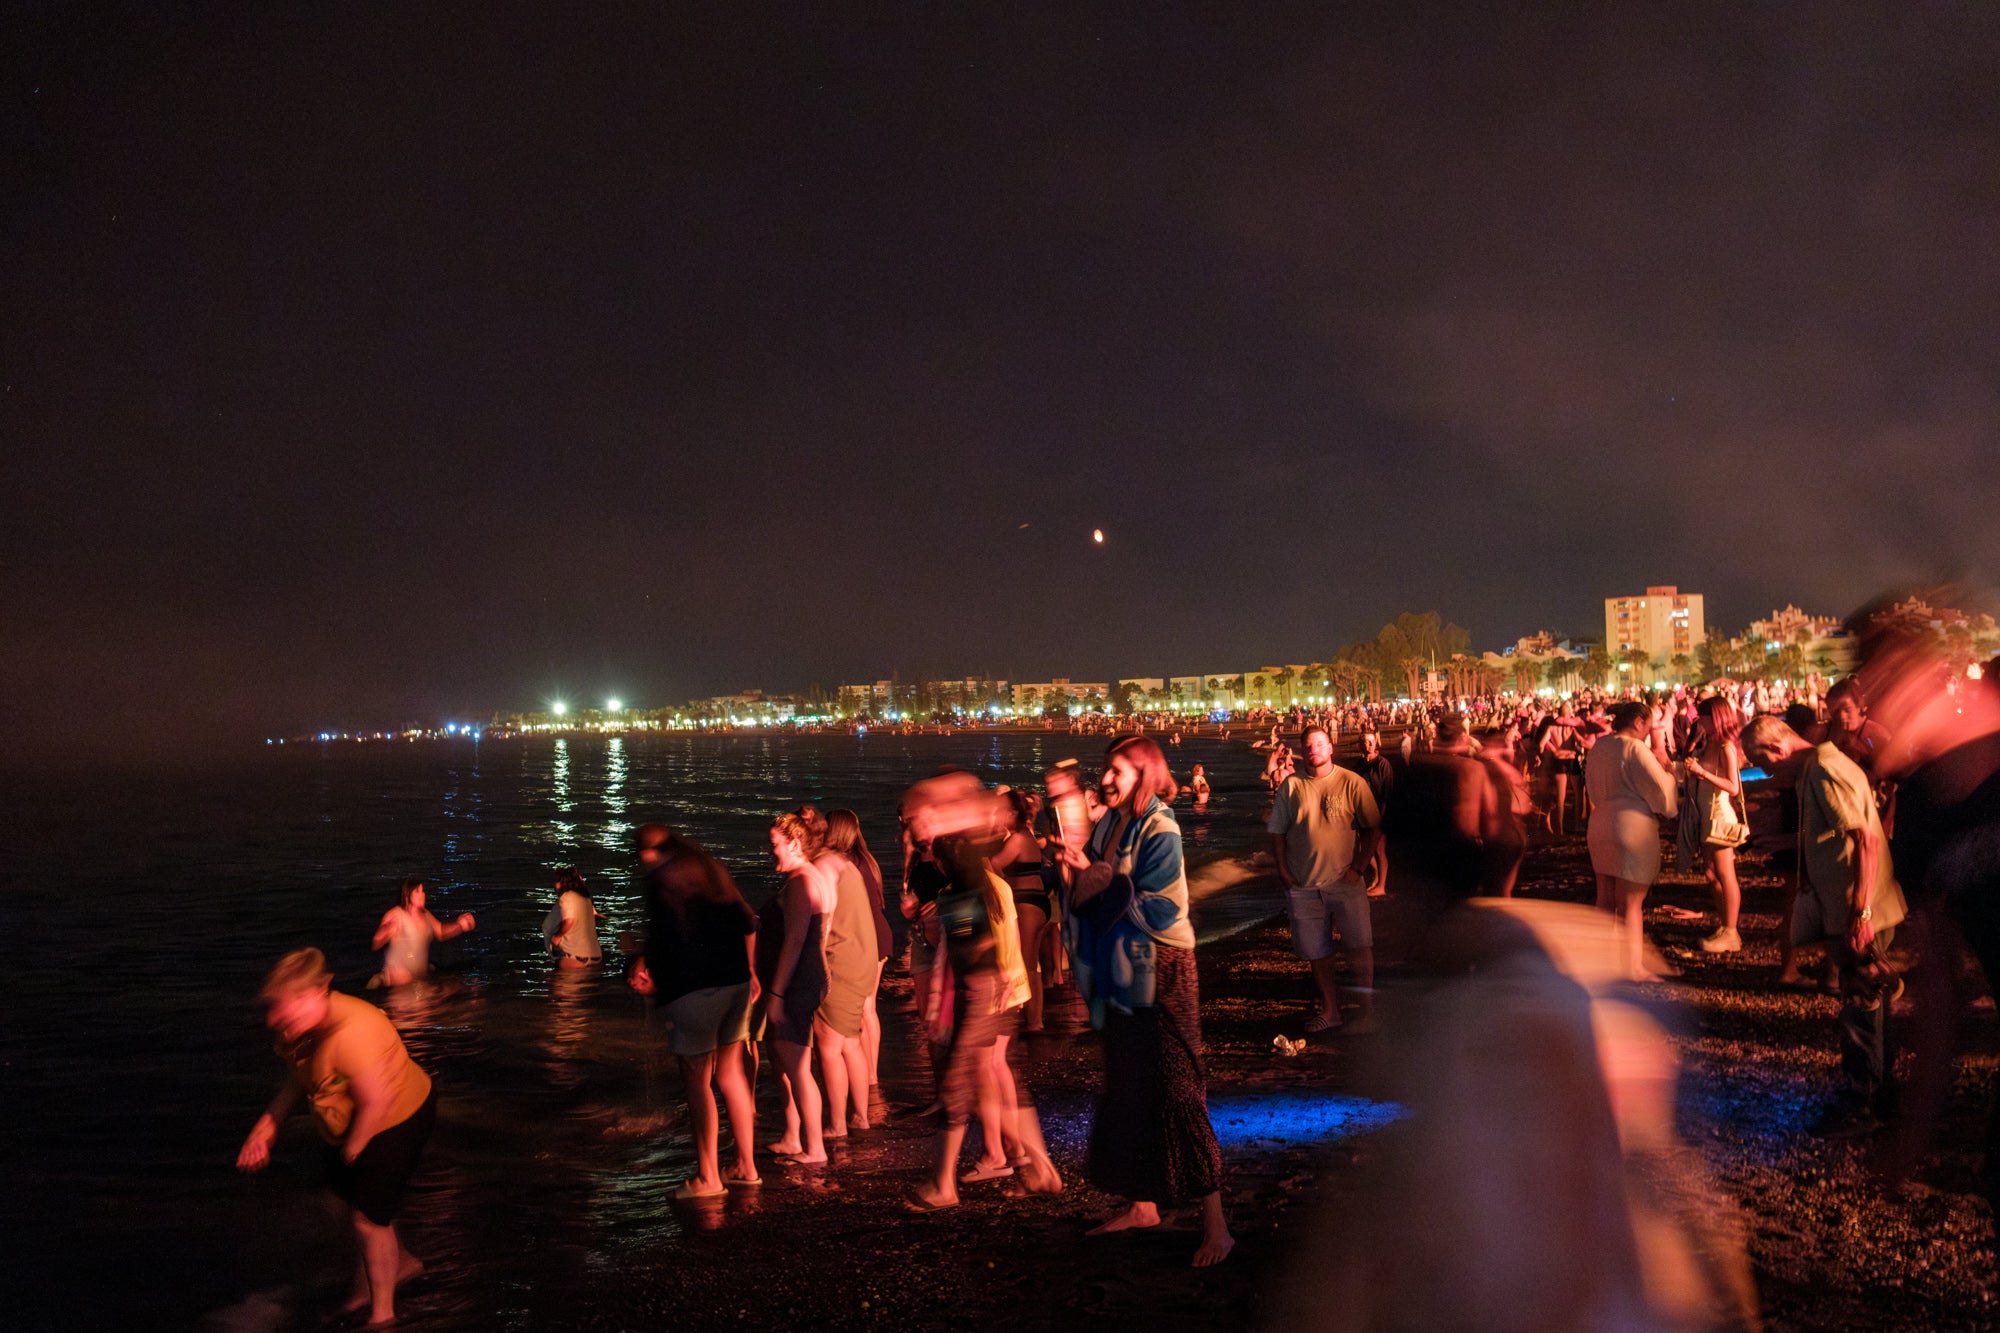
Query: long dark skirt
1086 943 1223 1204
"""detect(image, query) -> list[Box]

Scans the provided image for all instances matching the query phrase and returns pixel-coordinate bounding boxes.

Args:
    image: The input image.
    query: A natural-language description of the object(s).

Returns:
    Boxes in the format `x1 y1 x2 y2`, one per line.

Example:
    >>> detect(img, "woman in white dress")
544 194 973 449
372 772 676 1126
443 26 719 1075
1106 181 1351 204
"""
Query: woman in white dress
1586 701 1679 980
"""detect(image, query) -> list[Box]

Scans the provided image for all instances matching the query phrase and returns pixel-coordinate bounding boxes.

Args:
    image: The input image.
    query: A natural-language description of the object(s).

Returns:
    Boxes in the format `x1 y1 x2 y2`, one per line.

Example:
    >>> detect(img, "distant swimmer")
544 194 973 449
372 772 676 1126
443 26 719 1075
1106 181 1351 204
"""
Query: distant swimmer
542 867 603 969
371 878 475 987
1189 764 1211 806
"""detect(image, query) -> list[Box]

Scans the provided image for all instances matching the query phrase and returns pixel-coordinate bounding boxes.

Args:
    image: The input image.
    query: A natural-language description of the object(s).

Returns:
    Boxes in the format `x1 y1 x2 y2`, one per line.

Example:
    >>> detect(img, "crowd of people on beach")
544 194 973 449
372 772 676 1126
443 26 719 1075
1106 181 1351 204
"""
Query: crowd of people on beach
235 610 2000 1327
239 734 1235 1324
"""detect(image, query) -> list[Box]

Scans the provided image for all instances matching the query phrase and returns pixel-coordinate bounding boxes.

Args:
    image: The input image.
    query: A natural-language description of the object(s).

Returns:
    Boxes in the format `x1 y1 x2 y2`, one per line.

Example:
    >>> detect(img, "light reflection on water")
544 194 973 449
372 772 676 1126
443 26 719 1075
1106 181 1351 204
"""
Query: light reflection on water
549 738 577 854
1206 1092 1406 1148
599 737 629 852
7 732 1285 1328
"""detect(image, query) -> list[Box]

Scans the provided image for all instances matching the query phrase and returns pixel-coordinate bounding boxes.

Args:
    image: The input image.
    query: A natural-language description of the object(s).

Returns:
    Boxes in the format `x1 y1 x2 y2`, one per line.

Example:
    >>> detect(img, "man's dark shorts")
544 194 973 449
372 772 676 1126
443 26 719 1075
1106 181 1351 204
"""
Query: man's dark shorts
319 1089 436 1226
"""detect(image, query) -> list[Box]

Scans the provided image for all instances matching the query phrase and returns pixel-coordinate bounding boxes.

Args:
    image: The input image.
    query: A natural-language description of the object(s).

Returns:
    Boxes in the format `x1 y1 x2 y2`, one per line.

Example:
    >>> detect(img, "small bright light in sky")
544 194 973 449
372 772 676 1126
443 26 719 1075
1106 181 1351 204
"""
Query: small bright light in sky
607 697 623 711
551 700 568 716
1092 528 1105 544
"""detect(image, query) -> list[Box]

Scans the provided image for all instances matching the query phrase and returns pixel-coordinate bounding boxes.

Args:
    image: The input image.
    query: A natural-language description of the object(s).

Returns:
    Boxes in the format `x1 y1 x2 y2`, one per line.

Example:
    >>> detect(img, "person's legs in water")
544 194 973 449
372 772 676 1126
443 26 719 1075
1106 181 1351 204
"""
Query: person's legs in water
714 1041 759 1183
812 1019 852 1140
862 958 886 1089
763 1064 803 1154
676 1049 725 1196
841 1031 870 1130
770 1038 825 1162
348 1213 420 1325
1288 886 1341 1030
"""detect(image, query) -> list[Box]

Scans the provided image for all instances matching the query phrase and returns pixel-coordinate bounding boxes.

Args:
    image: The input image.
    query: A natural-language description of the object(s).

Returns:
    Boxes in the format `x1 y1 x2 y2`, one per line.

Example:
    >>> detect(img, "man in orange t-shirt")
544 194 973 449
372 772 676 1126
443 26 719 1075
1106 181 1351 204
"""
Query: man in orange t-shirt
237 948 436 1326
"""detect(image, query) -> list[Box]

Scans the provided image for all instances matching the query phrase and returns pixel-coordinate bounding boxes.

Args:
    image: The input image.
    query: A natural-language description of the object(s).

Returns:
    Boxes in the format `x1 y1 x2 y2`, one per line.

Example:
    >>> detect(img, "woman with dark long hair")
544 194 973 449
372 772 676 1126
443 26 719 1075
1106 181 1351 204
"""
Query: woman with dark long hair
542 867 602 968
628 826 760 1196
1056 736 1232 1266
1539 705 1584 837
1685 696 1747 953
991 789 1053 1033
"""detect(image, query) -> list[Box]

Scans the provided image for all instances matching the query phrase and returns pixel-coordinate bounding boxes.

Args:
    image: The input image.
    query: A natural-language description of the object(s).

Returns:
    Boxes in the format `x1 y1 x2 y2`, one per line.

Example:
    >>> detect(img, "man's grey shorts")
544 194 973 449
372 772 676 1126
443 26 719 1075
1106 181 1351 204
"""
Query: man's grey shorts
1285 883 1373 958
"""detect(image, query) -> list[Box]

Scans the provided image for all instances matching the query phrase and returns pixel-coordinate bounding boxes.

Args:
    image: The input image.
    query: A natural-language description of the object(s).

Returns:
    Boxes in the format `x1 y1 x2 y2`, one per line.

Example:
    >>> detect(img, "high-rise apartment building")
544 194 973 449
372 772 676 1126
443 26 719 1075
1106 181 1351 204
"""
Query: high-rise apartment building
1604 586 1704 664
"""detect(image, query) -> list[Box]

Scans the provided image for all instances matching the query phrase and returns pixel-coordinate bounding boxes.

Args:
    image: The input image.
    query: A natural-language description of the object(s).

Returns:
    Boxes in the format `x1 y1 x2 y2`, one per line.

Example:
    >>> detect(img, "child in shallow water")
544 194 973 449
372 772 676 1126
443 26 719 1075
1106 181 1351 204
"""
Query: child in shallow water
370 877 475 987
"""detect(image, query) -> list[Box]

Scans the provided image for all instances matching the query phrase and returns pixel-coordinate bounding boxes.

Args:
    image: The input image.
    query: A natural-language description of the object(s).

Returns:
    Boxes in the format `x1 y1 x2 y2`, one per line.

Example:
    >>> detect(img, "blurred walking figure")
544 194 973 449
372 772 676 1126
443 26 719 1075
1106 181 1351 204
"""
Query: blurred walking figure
1275 753 1758 1331
1059 737 1232 1266
1585 701 1680 981
1743 716 1906 1139
1269 725 1383 1032
370 877 475 987
628 823 761 1197
1686 697 1749 954
1874 640 2000 1217
238 949 438 1327
542 867 602 968
904 773 1059 1211
900 815 952 1114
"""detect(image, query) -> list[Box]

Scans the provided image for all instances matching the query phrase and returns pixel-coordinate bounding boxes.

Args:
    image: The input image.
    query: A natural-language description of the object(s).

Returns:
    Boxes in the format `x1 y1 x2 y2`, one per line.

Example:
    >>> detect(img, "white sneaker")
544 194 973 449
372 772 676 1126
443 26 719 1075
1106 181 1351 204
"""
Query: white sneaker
1698 927 1742 954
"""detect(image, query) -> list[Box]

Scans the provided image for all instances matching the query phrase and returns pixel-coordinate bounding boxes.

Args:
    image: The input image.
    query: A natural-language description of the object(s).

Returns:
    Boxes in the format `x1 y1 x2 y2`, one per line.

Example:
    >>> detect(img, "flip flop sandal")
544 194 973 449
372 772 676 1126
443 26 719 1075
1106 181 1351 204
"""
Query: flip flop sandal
904 1191 958 1213
960 1161 1015 1184
1303 1013 1342 1034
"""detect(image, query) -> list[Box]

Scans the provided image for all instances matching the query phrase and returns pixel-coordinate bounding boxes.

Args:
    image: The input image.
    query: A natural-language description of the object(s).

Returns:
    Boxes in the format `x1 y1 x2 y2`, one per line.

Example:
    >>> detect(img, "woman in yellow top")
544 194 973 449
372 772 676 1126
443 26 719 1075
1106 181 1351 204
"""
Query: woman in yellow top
237 948 437 1327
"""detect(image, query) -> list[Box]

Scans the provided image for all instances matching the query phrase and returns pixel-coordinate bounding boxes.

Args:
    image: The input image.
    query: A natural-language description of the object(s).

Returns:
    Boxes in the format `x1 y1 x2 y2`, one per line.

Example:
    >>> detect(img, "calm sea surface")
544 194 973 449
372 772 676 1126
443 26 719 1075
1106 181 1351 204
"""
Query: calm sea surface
3 732 1278 1328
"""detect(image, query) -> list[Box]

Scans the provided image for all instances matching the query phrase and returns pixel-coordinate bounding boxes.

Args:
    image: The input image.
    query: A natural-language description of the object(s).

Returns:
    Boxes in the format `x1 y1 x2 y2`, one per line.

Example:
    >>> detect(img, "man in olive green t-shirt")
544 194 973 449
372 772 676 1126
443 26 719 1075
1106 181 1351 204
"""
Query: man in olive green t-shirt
1268 725 1382 1033
1745 716 1905 1139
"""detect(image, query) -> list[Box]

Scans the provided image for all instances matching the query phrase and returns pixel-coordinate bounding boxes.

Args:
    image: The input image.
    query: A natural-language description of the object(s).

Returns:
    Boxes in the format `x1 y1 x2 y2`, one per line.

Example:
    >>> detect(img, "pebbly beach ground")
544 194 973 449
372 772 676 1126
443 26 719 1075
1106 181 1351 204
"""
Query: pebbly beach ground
182 725 2000 1333
218 843 1996 1331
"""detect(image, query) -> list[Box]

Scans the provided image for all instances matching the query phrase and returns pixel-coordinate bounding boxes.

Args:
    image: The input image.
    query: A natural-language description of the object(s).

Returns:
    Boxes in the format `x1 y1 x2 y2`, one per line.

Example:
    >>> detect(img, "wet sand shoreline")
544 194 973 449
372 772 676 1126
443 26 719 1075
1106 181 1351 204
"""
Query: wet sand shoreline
207 829 2000 1331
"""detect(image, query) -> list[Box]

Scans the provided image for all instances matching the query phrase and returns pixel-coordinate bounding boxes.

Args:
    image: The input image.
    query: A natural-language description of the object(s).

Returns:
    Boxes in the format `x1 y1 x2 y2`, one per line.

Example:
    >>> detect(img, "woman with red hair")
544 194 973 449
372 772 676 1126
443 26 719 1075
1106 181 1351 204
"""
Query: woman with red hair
1056 736 1233 1266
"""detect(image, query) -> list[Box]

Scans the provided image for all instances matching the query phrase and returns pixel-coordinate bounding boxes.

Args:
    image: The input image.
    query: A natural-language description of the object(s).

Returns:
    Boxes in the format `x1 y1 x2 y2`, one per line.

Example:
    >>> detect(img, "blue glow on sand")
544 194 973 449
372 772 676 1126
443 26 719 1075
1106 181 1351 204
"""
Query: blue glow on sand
1206 1093 1405 1148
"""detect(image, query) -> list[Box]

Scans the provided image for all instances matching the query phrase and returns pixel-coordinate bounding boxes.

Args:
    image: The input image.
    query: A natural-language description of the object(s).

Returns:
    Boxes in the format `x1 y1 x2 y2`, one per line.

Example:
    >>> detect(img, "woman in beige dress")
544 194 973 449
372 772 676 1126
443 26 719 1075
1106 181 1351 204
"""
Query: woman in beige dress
1586 701 1679 980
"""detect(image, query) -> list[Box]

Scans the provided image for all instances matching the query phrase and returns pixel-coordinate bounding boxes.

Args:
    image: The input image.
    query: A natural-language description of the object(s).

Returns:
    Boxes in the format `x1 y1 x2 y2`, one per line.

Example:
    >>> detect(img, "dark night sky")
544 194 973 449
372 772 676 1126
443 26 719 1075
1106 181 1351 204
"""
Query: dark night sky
5 4 1997 759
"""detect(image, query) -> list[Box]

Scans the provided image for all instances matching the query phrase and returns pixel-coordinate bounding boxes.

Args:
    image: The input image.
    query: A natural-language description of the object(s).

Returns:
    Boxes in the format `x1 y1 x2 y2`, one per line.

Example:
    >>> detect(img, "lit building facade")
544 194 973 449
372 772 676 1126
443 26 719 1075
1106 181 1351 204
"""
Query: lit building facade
1605 586 1704 666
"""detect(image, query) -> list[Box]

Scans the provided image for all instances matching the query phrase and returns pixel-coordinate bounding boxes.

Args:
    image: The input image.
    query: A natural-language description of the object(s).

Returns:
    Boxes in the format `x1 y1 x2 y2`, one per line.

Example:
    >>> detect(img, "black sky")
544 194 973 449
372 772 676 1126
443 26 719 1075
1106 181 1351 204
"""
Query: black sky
5 4 1998 758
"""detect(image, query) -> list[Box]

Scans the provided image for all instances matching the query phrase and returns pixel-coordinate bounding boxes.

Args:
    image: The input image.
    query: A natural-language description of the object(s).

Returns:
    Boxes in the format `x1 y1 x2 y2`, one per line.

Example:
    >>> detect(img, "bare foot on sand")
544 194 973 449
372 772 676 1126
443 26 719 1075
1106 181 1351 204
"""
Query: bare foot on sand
764 1138 803 1156
1087 1202 1160 1235
1192 1227 1236 1267
673 1178 726 1200
341 1256 423 1313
